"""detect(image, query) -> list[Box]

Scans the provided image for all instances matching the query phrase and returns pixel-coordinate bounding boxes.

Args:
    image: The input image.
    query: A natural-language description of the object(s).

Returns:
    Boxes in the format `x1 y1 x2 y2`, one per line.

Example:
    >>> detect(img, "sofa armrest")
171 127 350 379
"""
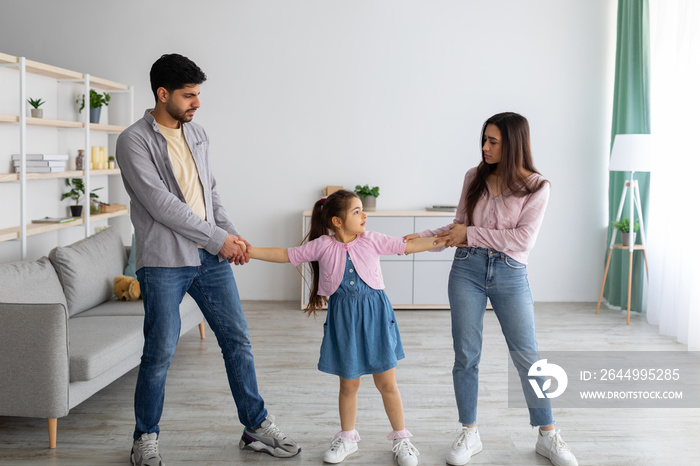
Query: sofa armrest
0 303 70 419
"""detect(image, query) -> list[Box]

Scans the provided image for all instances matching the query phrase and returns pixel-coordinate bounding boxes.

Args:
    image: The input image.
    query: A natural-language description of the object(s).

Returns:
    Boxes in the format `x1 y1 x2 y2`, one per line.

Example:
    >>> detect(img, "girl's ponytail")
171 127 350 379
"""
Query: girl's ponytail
304 199 327 315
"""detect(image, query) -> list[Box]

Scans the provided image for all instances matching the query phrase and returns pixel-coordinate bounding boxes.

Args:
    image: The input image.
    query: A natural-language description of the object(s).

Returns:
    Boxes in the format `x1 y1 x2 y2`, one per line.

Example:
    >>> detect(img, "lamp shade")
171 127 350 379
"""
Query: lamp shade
609 133 653 172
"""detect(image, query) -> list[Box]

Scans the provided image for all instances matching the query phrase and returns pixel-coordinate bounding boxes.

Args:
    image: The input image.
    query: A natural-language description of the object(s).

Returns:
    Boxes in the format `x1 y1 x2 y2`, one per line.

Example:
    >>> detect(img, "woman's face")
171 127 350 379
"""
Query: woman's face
482 124 502 165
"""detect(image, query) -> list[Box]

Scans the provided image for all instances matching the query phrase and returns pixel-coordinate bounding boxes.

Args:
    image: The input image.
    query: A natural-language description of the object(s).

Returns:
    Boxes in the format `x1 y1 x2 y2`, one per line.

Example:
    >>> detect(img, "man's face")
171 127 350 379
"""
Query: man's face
163 84 200 123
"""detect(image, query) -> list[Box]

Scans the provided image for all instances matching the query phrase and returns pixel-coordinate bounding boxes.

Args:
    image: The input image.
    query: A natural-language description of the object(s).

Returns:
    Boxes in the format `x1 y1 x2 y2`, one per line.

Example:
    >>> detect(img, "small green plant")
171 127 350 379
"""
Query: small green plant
613 217 640 233
77 89 111 112
354 184 380 198
27 97 45 109
61 178 103 206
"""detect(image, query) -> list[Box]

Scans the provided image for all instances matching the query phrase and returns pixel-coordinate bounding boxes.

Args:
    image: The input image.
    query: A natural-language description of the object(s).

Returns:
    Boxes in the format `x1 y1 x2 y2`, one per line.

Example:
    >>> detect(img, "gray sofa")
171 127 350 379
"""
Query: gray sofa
0 227 205 448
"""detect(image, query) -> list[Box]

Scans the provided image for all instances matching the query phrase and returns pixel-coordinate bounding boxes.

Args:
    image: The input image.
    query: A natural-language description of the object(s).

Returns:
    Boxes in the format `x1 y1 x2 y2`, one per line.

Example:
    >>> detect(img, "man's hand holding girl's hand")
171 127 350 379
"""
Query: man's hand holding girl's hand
219 234 251 265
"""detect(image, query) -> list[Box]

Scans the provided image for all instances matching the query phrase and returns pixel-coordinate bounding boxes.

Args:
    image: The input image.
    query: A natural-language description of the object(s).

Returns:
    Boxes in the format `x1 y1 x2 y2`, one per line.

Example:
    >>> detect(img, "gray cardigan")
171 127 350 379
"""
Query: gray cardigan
116 109 239 270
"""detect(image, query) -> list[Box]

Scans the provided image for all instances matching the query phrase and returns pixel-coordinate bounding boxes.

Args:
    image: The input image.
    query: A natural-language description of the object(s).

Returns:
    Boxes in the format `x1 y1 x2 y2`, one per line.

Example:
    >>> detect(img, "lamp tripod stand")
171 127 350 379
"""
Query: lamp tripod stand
596 174 649 324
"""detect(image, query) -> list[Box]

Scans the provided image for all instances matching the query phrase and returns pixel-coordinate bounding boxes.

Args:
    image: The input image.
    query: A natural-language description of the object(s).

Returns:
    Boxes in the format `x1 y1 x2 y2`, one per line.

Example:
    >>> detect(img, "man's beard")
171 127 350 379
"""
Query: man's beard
165 100 194 123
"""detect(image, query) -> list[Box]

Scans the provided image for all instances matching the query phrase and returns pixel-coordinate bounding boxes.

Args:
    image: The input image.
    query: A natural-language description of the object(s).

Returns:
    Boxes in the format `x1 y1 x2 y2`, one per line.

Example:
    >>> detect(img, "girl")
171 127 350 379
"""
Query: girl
240 189 444 466
407 112 578 466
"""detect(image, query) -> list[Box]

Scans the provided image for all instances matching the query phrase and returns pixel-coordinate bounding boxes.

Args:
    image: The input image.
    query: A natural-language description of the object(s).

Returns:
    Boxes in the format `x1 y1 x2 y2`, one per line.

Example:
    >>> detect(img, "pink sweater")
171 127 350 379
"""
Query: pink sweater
419 167 550 265
288 231 407 297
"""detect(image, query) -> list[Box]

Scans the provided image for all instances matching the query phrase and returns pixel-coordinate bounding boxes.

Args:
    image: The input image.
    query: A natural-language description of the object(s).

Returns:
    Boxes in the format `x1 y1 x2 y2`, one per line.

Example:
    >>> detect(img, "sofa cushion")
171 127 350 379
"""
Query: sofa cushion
49 227 127 317
73 298 145 317
75 293 200 319
67 316 144 382
0 257 67 309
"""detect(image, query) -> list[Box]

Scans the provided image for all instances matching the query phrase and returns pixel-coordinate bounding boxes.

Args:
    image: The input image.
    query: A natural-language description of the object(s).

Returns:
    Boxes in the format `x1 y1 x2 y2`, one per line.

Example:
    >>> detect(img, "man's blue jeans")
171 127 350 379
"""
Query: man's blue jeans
448 247 554 427
134 249 267 439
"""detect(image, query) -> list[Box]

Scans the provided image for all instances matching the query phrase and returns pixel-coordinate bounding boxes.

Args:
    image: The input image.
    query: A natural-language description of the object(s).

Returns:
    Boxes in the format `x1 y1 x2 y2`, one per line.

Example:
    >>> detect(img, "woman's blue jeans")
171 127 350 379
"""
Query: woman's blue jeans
134 249 267 439
448 247 554 427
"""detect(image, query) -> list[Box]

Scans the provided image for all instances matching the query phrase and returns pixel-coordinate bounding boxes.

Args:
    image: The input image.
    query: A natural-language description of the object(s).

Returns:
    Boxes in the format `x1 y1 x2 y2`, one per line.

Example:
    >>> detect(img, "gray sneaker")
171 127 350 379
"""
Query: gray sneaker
239 414 301 458
131 433 164 466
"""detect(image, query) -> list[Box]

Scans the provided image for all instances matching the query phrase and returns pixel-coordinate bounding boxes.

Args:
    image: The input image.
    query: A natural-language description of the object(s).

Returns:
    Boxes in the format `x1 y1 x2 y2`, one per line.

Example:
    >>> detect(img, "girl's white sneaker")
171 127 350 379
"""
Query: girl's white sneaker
323 437 358 464
392 438 419 466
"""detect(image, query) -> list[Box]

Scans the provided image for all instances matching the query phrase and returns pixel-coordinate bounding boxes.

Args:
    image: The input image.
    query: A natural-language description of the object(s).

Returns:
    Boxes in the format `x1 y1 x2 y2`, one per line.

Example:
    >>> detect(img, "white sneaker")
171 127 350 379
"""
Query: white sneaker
535 429 578 466
323 437 358 464
392 438 419 466
446 426 482 465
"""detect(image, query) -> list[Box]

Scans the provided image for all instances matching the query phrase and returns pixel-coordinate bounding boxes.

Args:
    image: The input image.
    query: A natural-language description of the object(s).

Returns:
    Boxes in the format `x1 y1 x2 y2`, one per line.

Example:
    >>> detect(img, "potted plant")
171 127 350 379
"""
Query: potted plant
27 97 45 118
61 178 103 217
77 89 111 124
613 217 640 246
354 184 380 212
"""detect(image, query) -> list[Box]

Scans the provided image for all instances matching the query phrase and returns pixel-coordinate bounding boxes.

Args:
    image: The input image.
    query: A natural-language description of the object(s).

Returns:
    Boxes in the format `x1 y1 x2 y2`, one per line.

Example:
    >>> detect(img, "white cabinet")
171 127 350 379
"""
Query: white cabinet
381 261 415 306
413 259 451 305
413 216 455 305
301 210 455 309
0 52 133 261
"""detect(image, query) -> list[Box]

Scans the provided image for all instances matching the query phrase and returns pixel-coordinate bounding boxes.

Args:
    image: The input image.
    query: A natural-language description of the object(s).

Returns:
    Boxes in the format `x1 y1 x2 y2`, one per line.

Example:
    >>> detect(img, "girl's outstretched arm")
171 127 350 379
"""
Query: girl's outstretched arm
404 236 446 254
235 241 290 263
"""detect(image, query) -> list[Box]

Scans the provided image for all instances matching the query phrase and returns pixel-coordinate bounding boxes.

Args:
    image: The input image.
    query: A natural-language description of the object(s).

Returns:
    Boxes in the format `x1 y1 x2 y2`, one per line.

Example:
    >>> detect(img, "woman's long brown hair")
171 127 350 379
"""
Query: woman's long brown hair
463 112 547 225
303 189 359 315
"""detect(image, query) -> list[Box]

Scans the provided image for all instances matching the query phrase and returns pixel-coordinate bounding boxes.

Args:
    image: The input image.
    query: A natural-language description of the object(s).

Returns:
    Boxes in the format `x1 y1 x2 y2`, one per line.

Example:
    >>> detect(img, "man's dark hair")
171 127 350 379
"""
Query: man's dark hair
149 53 207 101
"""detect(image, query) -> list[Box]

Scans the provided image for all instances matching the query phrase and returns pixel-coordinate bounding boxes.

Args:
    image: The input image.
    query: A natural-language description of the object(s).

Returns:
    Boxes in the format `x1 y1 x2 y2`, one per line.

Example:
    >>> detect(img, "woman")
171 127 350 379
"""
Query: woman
409 112 577 466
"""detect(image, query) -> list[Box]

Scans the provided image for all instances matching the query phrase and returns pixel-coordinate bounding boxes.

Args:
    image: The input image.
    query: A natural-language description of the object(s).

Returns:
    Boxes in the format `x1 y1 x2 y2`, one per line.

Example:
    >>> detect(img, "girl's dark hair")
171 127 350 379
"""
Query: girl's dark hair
463 112 547 225
304 189 359 315
149 53 207 101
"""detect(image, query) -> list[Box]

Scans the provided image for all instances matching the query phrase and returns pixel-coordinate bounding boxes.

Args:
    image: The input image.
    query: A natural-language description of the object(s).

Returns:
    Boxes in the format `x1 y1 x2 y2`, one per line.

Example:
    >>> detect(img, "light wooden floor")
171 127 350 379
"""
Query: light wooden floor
1 302 698 465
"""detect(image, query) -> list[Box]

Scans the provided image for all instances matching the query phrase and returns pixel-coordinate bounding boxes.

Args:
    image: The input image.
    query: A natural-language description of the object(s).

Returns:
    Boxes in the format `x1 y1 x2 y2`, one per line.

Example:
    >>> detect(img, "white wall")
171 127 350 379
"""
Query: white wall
0 0 616 302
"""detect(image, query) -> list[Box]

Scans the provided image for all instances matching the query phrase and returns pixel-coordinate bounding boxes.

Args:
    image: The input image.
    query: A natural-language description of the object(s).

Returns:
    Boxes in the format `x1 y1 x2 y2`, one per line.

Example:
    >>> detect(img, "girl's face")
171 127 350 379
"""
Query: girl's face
335 197 366 236
482 124 502 165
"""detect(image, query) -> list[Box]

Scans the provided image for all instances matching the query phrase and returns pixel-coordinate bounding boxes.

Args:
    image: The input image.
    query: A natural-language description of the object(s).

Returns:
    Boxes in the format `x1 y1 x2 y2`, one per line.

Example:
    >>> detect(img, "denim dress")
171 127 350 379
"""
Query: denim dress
318 253 405 379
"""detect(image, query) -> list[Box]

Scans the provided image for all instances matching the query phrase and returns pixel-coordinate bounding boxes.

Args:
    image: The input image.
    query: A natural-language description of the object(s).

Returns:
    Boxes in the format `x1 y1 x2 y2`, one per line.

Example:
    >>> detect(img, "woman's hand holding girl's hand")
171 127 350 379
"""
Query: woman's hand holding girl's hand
401 233 420 255
437 223 468 247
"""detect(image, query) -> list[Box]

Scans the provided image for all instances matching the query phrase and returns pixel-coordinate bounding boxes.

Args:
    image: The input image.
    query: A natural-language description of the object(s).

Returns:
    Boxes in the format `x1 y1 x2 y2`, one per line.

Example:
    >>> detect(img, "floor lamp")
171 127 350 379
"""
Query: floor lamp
596 134 652 324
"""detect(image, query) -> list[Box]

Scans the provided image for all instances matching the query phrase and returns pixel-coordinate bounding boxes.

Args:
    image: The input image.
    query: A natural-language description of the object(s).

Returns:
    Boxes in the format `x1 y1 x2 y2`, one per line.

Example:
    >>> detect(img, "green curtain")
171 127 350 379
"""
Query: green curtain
604 0 650 312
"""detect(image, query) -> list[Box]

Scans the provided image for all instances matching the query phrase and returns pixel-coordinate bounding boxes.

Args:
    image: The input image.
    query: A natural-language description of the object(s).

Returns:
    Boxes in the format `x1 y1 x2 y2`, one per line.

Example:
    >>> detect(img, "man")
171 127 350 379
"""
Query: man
116 53 300 466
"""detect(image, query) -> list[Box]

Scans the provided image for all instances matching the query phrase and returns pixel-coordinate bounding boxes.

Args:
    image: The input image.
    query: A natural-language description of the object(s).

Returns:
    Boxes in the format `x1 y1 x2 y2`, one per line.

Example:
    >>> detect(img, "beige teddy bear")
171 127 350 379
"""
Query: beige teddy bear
113 275 141 301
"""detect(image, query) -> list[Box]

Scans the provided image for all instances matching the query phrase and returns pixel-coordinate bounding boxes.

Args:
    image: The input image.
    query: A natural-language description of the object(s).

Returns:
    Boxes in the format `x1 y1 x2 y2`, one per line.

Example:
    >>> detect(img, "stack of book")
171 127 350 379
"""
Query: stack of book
31 216 76 224
12 154 69 173
426 205 457 212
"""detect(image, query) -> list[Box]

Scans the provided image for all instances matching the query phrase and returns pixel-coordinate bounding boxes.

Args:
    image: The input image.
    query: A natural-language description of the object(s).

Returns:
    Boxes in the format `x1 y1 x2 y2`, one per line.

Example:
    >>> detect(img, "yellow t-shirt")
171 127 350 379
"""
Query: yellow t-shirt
157 123 206 221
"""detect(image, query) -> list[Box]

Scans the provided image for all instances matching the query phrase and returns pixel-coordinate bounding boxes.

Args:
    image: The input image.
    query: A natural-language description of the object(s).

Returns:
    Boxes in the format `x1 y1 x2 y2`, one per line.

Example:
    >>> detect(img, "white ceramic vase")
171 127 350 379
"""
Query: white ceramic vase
621 232 636 247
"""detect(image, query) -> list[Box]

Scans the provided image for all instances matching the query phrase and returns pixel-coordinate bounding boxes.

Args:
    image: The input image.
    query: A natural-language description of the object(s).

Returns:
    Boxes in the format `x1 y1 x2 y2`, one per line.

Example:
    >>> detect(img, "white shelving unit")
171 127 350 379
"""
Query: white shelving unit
0 52 134 260
301 210 455 310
